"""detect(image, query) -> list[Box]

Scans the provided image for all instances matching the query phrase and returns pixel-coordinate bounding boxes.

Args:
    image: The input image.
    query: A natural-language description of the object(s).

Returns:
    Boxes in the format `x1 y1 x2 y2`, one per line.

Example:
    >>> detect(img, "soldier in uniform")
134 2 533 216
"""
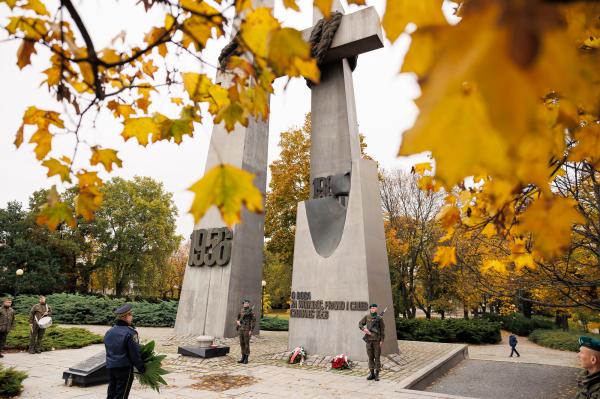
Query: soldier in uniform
28 295 51 354
104 304 145 399
575 336 600 399
0 297 15 357
236 299 256 364
358 303 385 381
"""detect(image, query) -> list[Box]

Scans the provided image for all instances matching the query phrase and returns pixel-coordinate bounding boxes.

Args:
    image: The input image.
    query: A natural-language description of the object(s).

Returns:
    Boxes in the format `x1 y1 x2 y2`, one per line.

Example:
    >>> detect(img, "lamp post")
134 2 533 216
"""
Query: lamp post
261 280 266 318
15 268 24 297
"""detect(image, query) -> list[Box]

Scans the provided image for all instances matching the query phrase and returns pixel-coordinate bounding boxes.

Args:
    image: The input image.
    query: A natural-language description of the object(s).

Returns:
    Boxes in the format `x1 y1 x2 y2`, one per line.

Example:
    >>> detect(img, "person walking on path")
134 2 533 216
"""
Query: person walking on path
509 333 520 357
575 336 600 398
236 299 256 364
28 295 51 354
0 297 15 357
358 304 385 382
104 304 145 399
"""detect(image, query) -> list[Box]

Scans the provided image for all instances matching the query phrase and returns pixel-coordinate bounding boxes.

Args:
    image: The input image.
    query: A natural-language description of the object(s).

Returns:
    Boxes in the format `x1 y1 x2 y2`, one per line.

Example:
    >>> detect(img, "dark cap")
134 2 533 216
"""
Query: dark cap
114 303 133 315
242 298 250 304
370 303 378 308
579 336 600 352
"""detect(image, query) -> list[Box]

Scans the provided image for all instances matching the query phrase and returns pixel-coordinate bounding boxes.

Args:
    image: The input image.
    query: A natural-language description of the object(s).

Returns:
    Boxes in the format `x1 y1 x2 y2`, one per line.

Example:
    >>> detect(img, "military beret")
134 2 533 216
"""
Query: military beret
370 303 378 308
579 336 600 352
1 297 12 302
114 303 133 315
242 298 250 304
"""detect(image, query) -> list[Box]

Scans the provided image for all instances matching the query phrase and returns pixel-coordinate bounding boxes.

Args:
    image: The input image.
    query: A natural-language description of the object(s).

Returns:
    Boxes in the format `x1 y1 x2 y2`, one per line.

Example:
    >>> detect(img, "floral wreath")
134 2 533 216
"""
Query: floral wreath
289 346 307 365
331 354 352 370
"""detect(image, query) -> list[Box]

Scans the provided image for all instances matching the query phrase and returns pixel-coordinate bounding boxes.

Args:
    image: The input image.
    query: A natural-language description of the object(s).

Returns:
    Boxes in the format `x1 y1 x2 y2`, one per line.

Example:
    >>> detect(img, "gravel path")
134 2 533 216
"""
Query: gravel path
425 359 579 399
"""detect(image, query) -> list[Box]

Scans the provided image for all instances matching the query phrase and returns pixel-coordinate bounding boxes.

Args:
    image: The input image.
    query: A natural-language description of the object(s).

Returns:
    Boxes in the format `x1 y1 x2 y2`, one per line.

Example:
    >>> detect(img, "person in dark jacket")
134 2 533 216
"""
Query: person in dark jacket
104 304 145 399
0 297 16 357
236 299 256 364
509 334 520 357
28 295 51 354
575 336 600 399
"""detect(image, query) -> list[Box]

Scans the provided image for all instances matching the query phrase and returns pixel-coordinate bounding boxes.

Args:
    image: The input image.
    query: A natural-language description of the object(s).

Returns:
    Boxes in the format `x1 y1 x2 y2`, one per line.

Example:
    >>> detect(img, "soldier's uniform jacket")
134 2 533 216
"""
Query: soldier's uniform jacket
0 307 15 333
575 370 600 399
28 303 51 325
358 314 385 342
237 307 256 331
104 320 145 371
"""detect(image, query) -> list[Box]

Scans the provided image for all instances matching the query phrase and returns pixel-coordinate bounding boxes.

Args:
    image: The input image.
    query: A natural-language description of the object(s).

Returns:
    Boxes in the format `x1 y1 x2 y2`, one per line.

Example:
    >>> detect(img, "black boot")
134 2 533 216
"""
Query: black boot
366 369 375 380
243 354 249 364
374 370 380 381
238 354 245 363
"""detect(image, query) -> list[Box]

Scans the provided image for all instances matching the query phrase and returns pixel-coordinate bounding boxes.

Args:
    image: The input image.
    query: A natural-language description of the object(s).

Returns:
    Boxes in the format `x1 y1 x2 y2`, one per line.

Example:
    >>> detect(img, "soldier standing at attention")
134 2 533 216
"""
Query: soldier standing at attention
575 336 600 399
28 295 51 354
104 304 145 399
0 297 15 357
236 299 256 364
358 303 385 382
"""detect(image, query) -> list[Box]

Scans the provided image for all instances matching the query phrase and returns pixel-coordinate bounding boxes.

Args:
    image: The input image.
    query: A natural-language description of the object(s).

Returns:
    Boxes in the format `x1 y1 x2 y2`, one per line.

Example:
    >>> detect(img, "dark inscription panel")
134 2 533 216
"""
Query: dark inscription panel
289 291 368 320
188 227 233 267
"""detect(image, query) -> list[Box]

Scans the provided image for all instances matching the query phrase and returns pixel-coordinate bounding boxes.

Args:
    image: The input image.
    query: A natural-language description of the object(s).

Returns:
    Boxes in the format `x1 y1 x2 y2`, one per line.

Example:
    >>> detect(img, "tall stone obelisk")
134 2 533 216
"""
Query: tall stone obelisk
175 0 273 338
288 2 398 361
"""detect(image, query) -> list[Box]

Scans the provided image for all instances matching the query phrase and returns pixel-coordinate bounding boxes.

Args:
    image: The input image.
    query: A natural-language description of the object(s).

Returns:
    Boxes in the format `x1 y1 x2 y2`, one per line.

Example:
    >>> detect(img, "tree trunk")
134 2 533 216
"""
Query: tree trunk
463 305 469 320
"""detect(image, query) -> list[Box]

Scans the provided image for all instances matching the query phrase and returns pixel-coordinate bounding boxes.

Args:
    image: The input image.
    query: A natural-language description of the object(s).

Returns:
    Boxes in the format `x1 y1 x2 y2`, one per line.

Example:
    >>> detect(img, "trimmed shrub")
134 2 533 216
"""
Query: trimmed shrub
485 313 555 336
260 316 288 331
529 329 600 352
396 318 502 344
11 294 178 327
0 364 27 397
5 315 103 351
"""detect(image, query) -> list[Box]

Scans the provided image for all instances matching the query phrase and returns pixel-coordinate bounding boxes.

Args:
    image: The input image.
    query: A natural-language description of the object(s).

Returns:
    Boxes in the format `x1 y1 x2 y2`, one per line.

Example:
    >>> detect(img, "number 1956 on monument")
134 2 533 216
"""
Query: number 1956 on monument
188 227 233 267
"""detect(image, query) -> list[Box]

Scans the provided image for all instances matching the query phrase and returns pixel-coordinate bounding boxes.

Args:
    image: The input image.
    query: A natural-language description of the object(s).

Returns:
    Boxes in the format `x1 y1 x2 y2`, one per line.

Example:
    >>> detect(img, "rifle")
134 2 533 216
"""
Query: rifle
362 306 388 343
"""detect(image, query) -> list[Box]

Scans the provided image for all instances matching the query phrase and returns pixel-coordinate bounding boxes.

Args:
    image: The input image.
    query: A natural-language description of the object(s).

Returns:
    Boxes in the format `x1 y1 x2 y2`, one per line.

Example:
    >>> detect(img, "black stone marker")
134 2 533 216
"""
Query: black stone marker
62 351 109 387
177 345 230 358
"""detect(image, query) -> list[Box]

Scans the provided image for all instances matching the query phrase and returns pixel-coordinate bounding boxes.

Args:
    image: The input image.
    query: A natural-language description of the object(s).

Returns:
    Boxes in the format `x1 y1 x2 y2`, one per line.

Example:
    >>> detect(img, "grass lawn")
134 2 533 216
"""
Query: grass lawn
529 329 600 352
5 315 103 352
265 309 289 320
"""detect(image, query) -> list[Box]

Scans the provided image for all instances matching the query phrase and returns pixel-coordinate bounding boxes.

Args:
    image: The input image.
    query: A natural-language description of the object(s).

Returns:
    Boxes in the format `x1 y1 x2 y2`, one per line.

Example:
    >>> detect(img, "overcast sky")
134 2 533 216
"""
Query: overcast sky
0 0 448 236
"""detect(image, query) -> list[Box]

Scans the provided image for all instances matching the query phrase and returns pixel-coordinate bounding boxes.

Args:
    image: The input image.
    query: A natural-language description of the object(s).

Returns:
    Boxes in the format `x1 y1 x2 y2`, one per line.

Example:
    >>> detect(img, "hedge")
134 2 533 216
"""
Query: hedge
260 316 288 331
0 364 27 397
10 294 178 327
396 318 502 344
5 315 103 351
485 313 555 336
528 329 600 352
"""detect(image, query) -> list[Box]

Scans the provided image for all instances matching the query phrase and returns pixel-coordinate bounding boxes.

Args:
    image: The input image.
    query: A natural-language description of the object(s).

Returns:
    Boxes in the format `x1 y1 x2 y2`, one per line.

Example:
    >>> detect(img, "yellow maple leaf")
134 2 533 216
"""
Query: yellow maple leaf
519 196 585 258
121 117 159 146
29 127 52 160
433 246 457 267
282 0 299 11
267 27 320 83
412 161 432 175
75 171 103 221
214 101 247 132
481 259 506 274
22 0 49 16
90 148 123 172
314 0 333 19
382 0 446 43
481 223 497 238
42 158 71 182
240 7 279 59
16 39 36 69
437 205 461 229
188 164 263 226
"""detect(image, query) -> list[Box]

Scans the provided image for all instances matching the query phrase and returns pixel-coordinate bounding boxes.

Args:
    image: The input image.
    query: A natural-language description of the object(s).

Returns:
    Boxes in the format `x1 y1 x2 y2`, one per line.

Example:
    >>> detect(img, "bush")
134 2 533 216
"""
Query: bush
260 316 288 331
0 364 27 397
529 329 600 352
485 313 555 336
5 315 103 351
396 318 502 344
11 294 178 327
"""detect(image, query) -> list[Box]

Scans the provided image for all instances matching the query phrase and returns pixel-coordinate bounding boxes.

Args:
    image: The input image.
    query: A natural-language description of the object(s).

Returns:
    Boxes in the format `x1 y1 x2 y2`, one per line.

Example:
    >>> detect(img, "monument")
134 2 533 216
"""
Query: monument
288 2 398 361
174 0 273 339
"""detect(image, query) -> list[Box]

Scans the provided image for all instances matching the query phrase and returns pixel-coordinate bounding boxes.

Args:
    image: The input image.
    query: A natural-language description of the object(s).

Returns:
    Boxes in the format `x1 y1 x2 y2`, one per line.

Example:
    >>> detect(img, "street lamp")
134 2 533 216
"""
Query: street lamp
15 267 24 296
261 280 266 317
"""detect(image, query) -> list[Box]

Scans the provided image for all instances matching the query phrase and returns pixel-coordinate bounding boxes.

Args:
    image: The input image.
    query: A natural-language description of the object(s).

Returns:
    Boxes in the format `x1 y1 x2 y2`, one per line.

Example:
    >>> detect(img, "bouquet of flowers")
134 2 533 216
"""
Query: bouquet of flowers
331 354 351 370
288 346 307 365
136 341 169 392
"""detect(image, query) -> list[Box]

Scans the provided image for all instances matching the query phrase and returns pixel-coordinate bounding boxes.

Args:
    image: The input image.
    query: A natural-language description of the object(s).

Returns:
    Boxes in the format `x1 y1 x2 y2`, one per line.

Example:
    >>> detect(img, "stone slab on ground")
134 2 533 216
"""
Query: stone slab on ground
424 359 579 399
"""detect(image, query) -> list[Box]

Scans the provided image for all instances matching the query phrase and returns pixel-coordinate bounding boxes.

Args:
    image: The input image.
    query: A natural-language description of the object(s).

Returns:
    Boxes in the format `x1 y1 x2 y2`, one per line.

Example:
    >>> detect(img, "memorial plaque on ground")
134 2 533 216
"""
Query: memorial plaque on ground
62 351 109 387
289 1 398 361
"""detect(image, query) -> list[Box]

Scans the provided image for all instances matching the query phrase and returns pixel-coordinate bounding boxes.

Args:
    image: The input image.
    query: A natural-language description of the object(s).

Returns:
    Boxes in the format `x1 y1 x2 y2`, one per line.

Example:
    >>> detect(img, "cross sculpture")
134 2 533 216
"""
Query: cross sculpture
289 2 398 360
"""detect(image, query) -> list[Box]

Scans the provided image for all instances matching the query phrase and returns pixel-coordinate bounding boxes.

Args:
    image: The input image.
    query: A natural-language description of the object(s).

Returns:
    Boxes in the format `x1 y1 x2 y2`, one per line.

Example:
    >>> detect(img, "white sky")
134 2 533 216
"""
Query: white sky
0 0 448 236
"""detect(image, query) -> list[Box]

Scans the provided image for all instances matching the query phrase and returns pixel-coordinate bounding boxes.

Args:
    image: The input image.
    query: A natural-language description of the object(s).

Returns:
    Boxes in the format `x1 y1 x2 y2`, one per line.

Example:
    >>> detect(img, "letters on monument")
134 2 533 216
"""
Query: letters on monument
188 227 233 267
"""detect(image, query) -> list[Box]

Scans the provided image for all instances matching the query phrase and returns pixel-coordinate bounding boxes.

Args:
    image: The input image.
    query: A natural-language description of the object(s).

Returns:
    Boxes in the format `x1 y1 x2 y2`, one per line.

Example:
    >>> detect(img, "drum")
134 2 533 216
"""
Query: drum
37 316 53 329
